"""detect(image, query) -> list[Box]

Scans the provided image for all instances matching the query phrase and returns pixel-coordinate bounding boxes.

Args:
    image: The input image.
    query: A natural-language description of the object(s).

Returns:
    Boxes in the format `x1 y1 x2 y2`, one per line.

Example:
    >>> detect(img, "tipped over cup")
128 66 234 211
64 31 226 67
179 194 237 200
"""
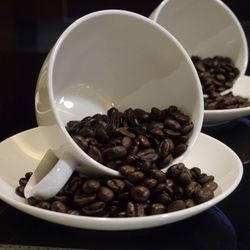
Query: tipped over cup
24 9 203 200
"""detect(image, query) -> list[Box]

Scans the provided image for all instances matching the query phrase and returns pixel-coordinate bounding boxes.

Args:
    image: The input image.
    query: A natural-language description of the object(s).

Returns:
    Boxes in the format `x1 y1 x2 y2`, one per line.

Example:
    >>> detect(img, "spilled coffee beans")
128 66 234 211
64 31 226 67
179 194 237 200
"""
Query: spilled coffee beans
192 55 250 110
16 163 218 217
66 106 194 170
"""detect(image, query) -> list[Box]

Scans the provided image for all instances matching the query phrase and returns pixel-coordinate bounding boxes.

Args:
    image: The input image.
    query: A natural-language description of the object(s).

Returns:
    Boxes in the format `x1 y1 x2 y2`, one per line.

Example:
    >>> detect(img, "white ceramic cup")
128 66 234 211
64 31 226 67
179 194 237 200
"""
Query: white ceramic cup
24 9 203 200
150 0 248 84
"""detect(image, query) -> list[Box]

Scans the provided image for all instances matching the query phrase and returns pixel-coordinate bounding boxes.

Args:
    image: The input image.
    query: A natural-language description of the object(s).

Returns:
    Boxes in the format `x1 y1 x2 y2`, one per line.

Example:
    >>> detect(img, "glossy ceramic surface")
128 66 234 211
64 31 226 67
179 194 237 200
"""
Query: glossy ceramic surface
0 128 242 230
34 9 204 198
150 0 248 78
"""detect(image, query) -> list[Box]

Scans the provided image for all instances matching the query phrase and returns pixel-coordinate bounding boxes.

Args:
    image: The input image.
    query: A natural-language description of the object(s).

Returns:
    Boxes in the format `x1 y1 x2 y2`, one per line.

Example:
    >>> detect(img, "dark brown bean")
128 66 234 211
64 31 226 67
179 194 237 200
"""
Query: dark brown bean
73 193 96 206
51 201 68 213
203 181 218 192
130 186 150 202
82 180 101 194
82 201 106 215
150 203 166 215
98 186 114 203
103 146 128 161
167 200 186 212
193 188 214 203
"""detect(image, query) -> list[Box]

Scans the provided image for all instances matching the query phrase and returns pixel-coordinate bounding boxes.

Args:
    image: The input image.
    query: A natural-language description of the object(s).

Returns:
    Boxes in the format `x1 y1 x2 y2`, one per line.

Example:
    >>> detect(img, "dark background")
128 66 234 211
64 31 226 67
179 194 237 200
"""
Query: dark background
0 1 250 250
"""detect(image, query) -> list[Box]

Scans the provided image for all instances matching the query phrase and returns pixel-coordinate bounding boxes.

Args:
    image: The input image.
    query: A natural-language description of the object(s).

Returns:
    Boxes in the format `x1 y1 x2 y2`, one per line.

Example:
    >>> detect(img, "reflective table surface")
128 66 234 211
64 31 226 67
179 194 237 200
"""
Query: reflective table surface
0 1 250 249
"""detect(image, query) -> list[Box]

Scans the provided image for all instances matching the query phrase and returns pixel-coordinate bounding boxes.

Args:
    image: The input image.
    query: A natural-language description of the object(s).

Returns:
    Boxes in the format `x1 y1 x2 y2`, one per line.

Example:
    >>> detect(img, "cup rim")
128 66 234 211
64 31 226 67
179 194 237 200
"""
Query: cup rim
151 0 249 78
47 9 204 175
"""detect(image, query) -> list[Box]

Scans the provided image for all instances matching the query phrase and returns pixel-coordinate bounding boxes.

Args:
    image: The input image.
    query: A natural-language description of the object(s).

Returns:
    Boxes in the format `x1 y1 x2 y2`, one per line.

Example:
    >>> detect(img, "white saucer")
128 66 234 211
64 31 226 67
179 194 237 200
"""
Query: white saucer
204 75 250 126
0 127 243 231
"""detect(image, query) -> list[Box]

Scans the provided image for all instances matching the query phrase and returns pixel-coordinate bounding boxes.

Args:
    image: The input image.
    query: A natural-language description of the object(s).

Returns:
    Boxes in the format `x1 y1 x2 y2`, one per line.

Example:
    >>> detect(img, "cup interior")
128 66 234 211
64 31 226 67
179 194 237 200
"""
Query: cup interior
152 0 248 76
48 10 203 169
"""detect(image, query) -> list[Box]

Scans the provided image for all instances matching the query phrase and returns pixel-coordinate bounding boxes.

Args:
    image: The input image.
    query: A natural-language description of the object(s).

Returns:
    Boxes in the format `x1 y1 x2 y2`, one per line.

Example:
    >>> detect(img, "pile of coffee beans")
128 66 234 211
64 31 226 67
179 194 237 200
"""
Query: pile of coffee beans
16 163 218 217
192 55 250 110
191 56 239 95
204 92 250 110
66 106 193 170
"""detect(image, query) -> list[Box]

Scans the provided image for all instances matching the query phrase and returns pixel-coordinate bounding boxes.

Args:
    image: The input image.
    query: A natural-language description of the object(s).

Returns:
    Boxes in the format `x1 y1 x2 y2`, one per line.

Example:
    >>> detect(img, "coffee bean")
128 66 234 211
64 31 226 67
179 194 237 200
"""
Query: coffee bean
27 196 43 206
174 144 188 157
82 180 100 194
167 200 186 212
98 186 114 203
203 181 218 192
51 201 68 213
149 169 166 183
193 188 214 203
36 201 51 210
134 109 150 122
142 178 158 189
103 146 128 162
87 145 102 163
73 193 96 206
107 179 126 193
154 191 172 205
19 177 28 186
197 174 214 184
82 201 106 216
119 165 137 176
130 185 150 202
137 149 159 162
15 186 25 197
150 203 166 215
183 181 202 198
164 118 181 131
127 202 145 217
127 171 145 183
185 198 196 208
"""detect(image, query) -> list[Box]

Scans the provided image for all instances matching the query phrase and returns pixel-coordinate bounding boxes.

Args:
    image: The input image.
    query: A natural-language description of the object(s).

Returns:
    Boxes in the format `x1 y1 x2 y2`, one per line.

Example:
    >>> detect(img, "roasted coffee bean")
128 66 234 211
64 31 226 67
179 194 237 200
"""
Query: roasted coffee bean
158 139 172 158
150 107 162 121
185 198 196 208
174 144 188 157
27 196 43 206
98 186 114 203
15 186 25 197
25 172 32 179
127 202 145 217
193 188 214 204
130 185 150 202
197 174 214 184
107 179 126 193
103 146 128 162
166 178 175 188
51 201 68 213
122 136 133 149
127 171 145 183
74 193 96 206
203 181 218 192
125 108 139 127
137 149 159 162
154 191 172 205
150 203 166 215
190 167 201 178
36 201 51 210
95 128 109 143
164 118 181 131
119 165 137 176
177 170 192 185
106 160 123 170
134 109 150 122
167 163 186 178
87 145 102 163
181 122 194 135
149 169 166 183
82 201 106 216
140 161 154 174
116 127 136 138
151 183 168 194
183 181 202 198
72 135 89 151
82 180 101 194
137 135 151 148
167 200 186 212
19 177 28 186
142 178 158 189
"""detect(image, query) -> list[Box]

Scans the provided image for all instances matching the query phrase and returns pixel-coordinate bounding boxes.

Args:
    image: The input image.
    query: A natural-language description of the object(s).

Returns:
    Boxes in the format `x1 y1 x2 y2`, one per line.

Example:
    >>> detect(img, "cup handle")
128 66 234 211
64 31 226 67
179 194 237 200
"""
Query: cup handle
24 150 74 200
